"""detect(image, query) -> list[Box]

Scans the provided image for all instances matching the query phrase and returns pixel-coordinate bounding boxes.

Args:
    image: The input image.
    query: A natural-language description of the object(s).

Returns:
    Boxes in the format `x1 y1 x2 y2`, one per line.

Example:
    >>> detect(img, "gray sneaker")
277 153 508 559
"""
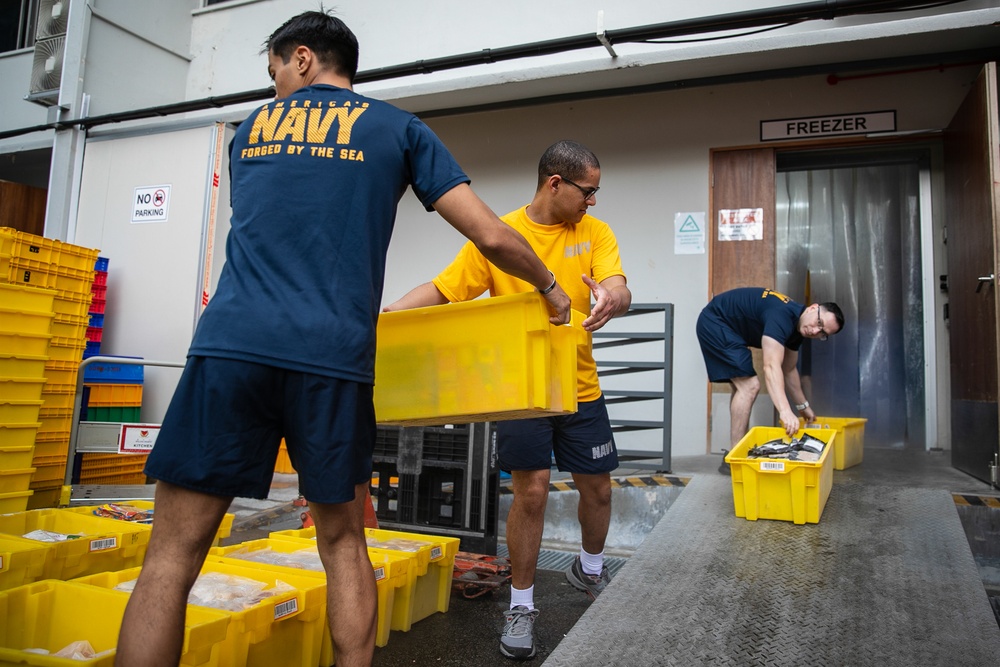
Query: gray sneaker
565 556 610 599
500 605 538 659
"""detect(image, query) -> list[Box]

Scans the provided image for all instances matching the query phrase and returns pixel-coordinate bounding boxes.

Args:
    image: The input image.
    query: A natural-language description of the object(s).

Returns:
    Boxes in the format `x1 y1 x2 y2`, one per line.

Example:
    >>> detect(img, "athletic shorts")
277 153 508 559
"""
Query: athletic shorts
144 356 374 504
497 395 617 474
696 308 755 382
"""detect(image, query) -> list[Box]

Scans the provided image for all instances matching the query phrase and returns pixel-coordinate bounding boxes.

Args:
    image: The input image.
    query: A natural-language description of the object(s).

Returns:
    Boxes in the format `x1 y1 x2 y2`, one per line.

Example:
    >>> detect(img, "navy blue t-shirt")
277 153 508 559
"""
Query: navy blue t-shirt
704 287 805 350
189 84 469 382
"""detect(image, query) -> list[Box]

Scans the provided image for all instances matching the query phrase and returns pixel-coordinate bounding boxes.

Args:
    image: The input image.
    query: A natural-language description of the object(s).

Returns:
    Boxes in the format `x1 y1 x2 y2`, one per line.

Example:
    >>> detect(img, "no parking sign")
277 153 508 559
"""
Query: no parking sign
132 184 171 223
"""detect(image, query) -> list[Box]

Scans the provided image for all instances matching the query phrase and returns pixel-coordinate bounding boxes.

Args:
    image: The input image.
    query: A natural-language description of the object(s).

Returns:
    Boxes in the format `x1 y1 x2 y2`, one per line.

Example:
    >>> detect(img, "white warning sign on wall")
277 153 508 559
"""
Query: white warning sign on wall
718 208 763 241
132 185 171 223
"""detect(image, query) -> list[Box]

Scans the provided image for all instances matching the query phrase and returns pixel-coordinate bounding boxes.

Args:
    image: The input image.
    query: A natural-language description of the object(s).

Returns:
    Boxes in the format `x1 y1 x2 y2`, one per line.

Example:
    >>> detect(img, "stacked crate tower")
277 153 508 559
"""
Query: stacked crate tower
76 257 148 485
0 227 99 509
0 277 55 513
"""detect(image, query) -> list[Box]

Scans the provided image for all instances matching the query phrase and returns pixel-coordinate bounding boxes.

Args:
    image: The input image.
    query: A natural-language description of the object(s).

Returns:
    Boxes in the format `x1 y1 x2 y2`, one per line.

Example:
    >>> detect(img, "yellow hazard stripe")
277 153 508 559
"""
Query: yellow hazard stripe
500 474 690 494
952 494 1000 507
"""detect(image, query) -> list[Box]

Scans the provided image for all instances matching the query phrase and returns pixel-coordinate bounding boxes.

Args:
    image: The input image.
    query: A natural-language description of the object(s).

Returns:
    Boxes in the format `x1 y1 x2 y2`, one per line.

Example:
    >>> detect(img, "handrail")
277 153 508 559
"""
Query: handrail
65 356 186 487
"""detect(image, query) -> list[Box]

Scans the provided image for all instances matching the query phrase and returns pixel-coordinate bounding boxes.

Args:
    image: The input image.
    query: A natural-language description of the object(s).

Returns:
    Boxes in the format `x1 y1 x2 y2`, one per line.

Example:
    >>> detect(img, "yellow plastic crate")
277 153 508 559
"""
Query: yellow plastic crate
271 525 459 630
0 331 51 358
724 427 836 525
0 377 46 402
0 490 33 514
0 443 36 469
0 283 57 314
37 408 72 435
801 416 868 470
46 340 85 363
51 290 93 318
63 501 235 548
72 560 327 667
374 292 584 425
208 537 408 650
0 400 44 425
0 508 151 581
0 468 35 494
24 486 68 511
0 308 55 336
0 534 50 591
0 228 98 273
0 354 48 380
50 312 88 341
0 579 230 666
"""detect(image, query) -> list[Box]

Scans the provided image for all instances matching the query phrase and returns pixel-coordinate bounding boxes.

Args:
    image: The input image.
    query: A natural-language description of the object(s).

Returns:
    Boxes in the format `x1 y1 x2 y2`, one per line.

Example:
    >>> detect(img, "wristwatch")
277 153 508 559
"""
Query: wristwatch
795 401 810 412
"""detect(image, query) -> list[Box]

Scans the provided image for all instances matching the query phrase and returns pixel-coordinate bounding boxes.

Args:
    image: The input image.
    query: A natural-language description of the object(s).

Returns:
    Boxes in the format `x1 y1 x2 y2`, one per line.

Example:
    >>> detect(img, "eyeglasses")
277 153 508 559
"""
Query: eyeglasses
558 176 599 201
816 307 828 342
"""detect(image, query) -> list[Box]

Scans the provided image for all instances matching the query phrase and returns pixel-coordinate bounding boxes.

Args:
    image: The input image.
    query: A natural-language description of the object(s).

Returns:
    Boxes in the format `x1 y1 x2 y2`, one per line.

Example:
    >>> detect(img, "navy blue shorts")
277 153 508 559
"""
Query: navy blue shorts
144 356 374 503
696 308 755 382
497 396 617 474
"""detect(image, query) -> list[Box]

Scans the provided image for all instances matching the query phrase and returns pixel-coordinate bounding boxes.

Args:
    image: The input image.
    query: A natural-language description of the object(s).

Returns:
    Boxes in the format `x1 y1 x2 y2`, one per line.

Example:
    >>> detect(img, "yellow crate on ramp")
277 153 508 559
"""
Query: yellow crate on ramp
374 292 584 426
801 416 867 470
72 560 327 667
725 427 836 525
0 579 230 666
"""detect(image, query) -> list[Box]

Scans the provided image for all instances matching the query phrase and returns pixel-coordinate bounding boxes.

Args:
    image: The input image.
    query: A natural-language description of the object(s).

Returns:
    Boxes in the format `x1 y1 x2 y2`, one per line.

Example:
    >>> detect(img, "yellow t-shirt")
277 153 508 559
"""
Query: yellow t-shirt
432 205 626 401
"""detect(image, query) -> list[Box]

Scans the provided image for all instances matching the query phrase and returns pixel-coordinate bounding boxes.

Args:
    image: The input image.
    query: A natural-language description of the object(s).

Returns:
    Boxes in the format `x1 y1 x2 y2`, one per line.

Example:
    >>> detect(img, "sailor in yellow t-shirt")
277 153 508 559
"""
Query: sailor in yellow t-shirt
384 140 631 660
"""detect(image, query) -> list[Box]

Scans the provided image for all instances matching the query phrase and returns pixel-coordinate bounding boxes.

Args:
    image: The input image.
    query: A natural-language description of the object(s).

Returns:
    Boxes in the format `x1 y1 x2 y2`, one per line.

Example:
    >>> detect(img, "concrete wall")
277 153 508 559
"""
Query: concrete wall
81 0 196 116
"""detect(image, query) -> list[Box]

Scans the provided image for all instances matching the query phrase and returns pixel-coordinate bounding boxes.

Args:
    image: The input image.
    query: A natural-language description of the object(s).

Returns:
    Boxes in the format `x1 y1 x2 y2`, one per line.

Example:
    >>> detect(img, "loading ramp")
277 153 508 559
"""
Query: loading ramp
543 474 1000 666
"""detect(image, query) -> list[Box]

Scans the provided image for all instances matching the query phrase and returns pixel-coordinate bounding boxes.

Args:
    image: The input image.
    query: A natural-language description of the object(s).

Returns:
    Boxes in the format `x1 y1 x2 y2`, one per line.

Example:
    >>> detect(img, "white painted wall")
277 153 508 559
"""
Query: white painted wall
73 123 229 424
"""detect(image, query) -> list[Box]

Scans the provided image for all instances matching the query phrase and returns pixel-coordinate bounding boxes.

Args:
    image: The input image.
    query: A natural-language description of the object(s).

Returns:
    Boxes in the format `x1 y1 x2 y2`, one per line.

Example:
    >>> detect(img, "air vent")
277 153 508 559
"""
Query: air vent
28 35 65 103
36 0 69 41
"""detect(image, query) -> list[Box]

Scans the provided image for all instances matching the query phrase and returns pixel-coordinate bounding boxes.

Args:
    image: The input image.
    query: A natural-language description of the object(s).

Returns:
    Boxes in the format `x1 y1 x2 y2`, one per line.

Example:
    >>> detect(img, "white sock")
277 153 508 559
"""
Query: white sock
510 585 535 611
580 547 604 576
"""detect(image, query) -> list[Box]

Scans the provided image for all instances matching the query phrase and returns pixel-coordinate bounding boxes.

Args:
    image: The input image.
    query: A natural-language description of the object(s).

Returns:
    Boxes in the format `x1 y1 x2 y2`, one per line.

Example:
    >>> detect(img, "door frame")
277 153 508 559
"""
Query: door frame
708 135 948 453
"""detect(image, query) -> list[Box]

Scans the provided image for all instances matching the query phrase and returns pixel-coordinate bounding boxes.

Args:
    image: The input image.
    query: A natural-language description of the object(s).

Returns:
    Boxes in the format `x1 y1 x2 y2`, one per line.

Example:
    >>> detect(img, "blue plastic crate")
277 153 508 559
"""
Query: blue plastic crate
88 313 104 328
83 356 144 384
94 256 109 272
83 341 102 359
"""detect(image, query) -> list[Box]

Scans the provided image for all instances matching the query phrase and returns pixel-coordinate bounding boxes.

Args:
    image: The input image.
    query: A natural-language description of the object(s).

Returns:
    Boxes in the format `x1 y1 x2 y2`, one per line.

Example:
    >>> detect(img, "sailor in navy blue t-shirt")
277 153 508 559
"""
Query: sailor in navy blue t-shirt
697 287 844 446
120 11 570 667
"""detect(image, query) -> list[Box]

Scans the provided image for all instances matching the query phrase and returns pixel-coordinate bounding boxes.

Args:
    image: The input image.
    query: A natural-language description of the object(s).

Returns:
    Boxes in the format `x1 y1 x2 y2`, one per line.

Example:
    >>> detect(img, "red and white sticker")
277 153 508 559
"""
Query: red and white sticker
118 424 161 453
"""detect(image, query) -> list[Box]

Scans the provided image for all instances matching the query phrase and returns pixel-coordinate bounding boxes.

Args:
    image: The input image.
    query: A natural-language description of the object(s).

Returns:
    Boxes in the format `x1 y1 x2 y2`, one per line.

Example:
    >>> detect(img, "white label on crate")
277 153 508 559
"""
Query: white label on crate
760 461 786 472
119 424 161 453
89 537 118 552
273 597 299 620
0 555 4 570
430 546 443 561
373 566 385 581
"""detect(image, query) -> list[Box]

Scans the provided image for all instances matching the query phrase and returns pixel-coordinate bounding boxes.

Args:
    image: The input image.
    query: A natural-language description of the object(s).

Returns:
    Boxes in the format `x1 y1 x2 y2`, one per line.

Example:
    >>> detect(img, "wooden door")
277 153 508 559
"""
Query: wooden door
944 63 1000 482
707 148 776 450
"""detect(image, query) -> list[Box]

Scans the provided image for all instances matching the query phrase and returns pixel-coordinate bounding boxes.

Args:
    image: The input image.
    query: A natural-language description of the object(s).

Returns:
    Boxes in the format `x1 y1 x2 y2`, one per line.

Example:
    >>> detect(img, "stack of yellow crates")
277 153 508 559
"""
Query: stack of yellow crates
0 281 56 513
0 228 99 509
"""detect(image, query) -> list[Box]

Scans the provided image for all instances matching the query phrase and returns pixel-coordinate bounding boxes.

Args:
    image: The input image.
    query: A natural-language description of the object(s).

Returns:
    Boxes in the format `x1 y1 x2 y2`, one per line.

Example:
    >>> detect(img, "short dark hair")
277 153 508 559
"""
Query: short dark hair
263 9 359 84
537 140 600 189
821 302 845 334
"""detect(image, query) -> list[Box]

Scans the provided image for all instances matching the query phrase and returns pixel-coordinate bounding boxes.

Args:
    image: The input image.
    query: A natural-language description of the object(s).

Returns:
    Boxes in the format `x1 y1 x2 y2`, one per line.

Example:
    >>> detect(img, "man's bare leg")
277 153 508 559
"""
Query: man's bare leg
572 472 612 555
729 376 760 447
506 469 551 590
310 482 377 667
115 482 232 667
